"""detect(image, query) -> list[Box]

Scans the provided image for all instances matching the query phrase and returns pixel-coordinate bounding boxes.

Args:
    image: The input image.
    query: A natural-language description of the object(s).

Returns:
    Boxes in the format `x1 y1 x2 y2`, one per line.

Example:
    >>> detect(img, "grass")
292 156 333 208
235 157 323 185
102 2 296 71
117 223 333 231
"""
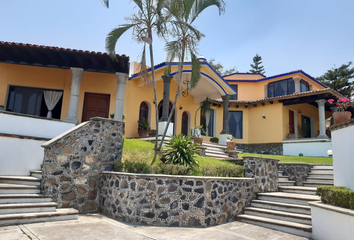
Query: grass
122 138 238 176
239 152 333 164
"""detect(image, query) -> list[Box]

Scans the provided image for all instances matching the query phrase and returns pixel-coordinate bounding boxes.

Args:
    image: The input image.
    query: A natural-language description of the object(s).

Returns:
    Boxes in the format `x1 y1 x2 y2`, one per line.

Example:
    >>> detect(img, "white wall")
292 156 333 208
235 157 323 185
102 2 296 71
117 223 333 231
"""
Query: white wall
0 112 75 139
283 139 332 157
332 124 354 189
311 203 354 240
0 137 45 175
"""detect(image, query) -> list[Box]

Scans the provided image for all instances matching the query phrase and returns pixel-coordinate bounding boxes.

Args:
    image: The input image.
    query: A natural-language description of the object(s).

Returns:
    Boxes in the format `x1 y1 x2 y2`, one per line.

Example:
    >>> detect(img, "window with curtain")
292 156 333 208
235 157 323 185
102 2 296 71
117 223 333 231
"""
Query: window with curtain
139 102 149 123
200 109 215 137
267 78 295 98
300 80 310 92
229 84 238 100
228 111 243 139
6 85 63 119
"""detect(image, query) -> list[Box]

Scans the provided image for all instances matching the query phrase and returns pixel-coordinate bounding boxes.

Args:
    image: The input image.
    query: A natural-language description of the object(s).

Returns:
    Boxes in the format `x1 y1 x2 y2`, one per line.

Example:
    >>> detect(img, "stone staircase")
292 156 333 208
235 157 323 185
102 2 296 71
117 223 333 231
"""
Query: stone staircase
278 170 296 186
0 170 78 226
303 165 334 187
200 142 232 160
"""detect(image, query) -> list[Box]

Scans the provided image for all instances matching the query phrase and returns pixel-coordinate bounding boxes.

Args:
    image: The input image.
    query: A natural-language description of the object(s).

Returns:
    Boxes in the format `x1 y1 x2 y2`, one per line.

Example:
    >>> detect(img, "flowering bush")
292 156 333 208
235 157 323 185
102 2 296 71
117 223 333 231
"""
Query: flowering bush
327 98 352 111
226 134 233 141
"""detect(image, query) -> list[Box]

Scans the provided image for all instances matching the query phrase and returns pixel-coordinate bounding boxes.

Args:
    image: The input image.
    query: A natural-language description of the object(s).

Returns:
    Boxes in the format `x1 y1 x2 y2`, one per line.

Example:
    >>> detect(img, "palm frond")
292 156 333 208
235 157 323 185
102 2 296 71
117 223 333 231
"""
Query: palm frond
132 0 144 12
106 24 136 59
190 0 226 23
165 40 181 62
139 46 153 87
190 51 201 89
101 0 109 8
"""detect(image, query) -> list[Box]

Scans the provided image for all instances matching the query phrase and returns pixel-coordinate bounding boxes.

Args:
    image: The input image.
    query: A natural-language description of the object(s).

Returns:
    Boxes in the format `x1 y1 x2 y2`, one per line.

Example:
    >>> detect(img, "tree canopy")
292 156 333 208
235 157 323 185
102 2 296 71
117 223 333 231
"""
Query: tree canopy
208 58 237 76
317 62 354 98
249 53 265 75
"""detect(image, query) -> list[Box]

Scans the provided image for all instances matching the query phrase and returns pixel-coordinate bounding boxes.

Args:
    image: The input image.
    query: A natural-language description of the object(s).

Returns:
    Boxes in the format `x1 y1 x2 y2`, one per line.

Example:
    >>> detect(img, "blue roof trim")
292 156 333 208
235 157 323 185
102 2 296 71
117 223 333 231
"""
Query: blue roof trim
223 72 266 78
170 70 230 96
129 62 193 79
225 70 327 88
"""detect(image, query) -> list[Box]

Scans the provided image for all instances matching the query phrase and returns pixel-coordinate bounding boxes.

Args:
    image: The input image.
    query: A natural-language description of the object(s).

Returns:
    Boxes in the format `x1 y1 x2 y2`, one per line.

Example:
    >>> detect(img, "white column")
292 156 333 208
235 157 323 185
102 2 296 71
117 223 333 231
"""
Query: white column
114 72 129 121
293 77 301 93
65 67 84 124
316 99 328 138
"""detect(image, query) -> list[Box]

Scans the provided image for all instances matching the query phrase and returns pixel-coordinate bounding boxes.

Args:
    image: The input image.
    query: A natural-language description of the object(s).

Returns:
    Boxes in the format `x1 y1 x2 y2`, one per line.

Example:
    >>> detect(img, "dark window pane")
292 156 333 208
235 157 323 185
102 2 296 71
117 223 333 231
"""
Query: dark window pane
228 111 243 139
267 79 294 97
230 85 238 100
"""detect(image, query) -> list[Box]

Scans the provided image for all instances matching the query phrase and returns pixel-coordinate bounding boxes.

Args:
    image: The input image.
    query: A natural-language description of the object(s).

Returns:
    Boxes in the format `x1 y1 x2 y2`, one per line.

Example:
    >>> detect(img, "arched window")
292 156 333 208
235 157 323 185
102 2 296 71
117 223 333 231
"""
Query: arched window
267 78 295 98
158 100 174 123
181 111 189 135
300 80 310 92
139 102 149 123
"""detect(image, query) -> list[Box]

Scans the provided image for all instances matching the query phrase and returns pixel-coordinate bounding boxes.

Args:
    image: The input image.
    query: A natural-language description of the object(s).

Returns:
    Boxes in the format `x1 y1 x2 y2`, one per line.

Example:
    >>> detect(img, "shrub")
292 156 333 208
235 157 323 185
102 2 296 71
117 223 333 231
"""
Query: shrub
163 134 200 170
209 137 219 143
316 186 354 209
201 165 244 177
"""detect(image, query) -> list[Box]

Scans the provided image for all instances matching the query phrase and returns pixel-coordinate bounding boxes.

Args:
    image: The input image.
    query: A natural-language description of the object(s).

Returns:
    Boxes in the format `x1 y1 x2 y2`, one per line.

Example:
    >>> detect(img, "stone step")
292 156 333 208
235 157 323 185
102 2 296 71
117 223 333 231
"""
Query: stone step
0 184 41 194
303 182 334 187
0 176 41 186
258 192 320 206
306 177 334 183
205 148 227 155
310 170 333 175
0 208 78 226
0 194 53 204
251 200 311 215
278 181 295 186
30 170 42 179
0 202 57 215
308 173 333 178
279 186 317 195
244 207 312 225
205 153 231 159
237 214 312 238
202 142 227 150
279 176 289 181
311 165 333 170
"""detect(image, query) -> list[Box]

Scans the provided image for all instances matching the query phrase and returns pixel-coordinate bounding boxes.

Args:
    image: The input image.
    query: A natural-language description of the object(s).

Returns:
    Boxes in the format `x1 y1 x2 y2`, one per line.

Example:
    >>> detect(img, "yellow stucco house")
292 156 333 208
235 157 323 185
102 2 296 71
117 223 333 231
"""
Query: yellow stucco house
0 41 349 159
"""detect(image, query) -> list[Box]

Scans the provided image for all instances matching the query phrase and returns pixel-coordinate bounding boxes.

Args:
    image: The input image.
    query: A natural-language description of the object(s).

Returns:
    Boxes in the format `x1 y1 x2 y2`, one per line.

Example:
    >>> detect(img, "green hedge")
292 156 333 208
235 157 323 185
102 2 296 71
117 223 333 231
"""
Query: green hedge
316 186 354 209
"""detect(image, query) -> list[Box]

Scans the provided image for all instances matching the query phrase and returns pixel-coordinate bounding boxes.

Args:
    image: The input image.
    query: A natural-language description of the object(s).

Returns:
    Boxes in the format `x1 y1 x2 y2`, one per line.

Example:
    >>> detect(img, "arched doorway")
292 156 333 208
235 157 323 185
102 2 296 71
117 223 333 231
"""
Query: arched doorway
139 101 149 123
181 111 189 135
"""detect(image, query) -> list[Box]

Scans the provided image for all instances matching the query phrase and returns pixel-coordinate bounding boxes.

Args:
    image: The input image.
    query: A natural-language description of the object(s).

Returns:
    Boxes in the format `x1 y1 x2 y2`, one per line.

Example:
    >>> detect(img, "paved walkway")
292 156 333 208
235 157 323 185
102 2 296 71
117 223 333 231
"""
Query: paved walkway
1 214 309 240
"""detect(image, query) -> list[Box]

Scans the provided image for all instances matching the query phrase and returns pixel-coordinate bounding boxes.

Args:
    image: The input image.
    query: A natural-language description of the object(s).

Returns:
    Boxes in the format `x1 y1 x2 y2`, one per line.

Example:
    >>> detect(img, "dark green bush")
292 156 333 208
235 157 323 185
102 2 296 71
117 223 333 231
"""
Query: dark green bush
209 137 219 143
201 165 244 177
316 186 354 209
163 134 200 170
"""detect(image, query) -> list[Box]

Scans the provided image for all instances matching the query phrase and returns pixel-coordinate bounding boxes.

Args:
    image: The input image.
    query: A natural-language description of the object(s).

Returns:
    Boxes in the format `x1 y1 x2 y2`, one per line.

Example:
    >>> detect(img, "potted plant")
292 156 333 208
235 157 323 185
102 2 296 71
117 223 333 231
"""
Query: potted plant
328 98 352 124
192 125 204 145
137 119 150 137
209 137 219 143
226 134 236 150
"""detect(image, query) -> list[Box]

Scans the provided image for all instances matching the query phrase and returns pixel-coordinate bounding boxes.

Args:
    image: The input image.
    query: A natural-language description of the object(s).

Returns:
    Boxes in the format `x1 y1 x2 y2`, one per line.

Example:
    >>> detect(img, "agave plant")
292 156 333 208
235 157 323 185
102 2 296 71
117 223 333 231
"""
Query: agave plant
162 134 200 170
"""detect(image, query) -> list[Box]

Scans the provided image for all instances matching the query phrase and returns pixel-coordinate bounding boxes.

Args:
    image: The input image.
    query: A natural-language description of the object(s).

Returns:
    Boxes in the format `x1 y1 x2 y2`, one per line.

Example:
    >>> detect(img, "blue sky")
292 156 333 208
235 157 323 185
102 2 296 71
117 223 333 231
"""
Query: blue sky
1 0 353 77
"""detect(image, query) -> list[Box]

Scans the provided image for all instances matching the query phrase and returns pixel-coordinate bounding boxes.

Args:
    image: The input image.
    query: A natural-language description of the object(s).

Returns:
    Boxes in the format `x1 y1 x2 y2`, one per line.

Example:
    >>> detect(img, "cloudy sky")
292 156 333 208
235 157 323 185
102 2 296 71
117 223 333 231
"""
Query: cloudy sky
1 0 353 77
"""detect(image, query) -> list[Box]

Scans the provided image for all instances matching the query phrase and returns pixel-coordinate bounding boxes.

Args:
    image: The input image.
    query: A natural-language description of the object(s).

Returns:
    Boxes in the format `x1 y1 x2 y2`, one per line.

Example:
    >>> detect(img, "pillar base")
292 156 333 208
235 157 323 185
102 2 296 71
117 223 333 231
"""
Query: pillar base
158 122 174 136
218 134 228 145
317 134 329 139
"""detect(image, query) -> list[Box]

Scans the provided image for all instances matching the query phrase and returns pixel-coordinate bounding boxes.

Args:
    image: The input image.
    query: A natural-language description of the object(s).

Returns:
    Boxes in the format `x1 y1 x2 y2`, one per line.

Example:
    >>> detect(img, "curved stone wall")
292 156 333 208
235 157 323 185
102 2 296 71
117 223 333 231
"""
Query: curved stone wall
99 172 255 227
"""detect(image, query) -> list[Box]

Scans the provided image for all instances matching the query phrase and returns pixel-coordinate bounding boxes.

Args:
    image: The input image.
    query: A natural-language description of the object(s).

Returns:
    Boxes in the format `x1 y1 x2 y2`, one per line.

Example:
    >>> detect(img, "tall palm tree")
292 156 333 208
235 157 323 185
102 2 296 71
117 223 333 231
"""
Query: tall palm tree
156 0 226 152
102 0 167 157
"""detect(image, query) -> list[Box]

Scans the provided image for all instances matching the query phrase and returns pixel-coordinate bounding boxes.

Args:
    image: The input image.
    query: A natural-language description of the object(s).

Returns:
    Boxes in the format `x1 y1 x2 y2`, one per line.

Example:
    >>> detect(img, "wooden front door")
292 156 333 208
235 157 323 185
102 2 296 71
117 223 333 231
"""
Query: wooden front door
82 93 110 122
289 110 295 134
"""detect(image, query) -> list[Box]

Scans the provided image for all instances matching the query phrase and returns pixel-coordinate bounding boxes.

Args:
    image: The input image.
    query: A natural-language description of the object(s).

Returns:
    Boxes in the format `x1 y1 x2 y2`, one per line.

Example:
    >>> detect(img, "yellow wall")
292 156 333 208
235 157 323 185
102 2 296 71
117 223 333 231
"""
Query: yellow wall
0 63 118 121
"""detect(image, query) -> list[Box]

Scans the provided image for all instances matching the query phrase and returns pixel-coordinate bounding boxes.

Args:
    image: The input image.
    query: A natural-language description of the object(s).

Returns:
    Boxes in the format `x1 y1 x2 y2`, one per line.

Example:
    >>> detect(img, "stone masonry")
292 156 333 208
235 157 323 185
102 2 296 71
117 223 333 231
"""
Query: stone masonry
278 163 312 186
237 143 283 155
99 172 255 227
41 117 124 213
243 156 279 193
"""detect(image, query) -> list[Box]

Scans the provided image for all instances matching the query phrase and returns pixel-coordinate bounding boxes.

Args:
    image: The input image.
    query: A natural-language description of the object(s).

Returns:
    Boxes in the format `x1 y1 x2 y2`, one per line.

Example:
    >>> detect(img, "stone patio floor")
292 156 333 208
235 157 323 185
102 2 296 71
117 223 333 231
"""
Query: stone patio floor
0 214 309 240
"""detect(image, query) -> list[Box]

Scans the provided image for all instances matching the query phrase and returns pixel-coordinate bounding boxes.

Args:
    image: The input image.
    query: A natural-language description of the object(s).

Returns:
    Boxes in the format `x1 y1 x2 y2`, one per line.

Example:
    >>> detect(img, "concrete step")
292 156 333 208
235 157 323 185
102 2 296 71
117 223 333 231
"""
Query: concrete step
30 170 42 179
278 181 295 186
303 182 334 187
202 142 227 150
306 177 334 183
0 194 53 204
251 200 311 215
279 186 317 195
0 202 57 215
0 176 41 186
237 214 312 238
0 184 41 194
311 165 333 170
205 148 227 155
244 207 312 225
258 192 320 206
278 171 284 176
205 153 230 159
0 208 78 226
308 173 333 178
279 176 289 181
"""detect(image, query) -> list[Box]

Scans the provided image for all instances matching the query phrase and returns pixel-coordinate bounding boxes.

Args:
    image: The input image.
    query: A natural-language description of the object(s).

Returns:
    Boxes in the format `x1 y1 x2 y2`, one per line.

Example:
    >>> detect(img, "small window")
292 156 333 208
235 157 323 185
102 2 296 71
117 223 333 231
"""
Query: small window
230 85 238 100
6 85 63 119
139 102 149 123
267 78 295 98
229 111 243 139
181 111 189 135
300 80 309 92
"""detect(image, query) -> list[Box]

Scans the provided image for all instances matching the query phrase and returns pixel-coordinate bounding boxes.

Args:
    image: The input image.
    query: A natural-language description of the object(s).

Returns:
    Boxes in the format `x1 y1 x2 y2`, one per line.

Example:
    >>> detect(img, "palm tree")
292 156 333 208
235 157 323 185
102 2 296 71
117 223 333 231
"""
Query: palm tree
156 0 226 152
102 0 167 157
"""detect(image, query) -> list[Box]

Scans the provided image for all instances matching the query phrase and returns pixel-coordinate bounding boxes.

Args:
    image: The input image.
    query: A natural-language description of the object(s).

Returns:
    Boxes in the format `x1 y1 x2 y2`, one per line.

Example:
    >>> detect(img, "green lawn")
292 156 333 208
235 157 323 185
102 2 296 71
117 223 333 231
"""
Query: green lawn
239 152 333 164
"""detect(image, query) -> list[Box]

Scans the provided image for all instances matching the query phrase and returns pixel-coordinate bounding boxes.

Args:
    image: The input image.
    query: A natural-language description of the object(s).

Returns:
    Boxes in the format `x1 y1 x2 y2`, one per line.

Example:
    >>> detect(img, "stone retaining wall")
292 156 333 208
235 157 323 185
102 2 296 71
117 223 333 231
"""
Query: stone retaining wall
243 156 279 193
99 172 255 227
41 117 124 213
278 163 312 186
237 143 283 155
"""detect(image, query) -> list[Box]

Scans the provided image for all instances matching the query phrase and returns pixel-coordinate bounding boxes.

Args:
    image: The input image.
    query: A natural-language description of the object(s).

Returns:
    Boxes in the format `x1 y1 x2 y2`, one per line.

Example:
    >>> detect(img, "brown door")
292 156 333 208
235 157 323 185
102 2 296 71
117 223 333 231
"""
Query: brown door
289 110 295 134
82 93 110 122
